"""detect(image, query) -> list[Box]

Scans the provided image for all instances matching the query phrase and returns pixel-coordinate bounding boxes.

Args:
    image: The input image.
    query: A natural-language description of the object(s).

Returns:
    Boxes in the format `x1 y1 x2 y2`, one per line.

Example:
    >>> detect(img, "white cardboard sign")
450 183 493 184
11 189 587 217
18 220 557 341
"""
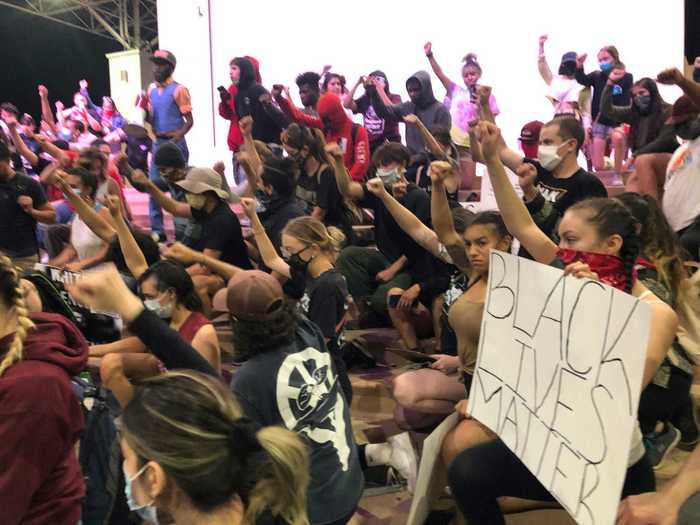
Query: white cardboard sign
468 251 650 525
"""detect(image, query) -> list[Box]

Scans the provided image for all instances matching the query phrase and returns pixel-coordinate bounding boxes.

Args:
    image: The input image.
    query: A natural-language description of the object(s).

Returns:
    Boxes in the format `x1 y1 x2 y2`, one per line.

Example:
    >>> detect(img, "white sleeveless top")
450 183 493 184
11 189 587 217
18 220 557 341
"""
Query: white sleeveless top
71 205 104 261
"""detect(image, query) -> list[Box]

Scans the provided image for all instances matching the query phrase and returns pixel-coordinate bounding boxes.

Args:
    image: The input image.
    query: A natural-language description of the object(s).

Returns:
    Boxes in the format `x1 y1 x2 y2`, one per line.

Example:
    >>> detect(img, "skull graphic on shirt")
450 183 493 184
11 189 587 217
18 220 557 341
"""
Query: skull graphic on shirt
276 347 351 470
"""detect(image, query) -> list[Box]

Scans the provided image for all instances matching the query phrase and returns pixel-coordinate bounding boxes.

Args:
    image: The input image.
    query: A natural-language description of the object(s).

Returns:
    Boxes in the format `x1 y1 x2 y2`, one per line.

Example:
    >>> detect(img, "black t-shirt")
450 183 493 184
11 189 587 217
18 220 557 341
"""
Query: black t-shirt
0 173 48 257
297 268 349 341
183 201 252 269
534 164 607 214
296 165 350 233
230 317 363 524
358 183 431 265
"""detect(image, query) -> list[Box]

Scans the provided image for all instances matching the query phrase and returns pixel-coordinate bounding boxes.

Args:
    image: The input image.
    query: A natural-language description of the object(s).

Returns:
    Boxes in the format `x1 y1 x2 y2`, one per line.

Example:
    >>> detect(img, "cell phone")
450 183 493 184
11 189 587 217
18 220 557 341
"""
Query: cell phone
217 85 227 94
339 137 348 154
388 295 418 309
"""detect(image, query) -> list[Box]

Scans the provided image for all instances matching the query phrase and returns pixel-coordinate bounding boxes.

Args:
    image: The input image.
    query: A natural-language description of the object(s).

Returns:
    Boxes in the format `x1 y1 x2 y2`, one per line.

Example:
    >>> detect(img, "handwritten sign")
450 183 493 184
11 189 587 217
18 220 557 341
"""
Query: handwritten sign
477 164 523 211
468 251 650 525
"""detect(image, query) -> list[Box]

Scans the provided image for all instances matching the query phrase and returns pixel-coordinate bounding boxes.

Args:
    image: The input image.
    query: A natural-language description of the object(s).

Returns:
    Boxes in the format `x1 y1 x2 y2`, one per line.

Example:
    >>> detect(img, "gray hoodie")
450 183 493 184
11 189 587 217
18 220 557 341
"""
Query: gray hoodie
370 70 451 154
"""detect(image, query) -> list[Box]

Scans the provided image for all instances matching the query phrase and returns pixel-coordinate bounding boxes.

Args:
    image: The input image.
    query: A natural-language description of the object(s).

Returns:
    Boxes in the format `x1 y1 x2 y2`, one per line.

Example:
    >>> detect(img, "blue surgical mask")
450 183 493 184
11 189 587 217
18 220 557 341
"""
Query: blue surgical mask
599 61 613 73
123 464 159 523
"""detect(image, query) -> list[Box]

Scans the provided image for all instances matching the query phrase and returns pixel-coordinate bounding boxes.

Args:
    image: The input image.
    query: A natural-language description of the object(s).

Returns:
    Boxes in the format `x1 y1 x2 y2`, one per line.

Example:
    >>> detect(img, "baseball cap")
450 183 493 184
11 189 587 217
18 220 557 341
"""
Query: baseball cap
666 95 700 126
519 120 544 143
150 49 177 67
175 167 231 200
212 270 285 321
560 52 577 64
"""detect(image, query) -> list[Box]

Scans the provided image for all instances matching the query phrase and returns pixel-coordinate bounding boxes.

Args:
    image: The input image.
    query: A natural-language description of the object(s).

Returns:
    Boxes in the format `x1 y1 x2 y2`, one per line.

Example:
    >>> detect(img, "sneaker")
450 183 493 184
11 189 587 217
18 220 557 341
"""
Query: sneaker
671 399 700 451
387 432 418 493
643 423 682 469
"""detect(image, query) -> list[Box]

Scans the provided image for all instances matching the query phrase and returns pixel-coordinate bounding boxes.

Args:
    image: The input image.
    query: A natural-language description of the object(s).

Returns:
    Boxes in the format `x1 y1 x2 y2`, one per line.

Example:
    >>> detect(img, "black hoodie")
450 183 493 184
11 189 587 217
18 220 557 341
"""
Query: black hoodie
232 57 288 144
368 70 451 153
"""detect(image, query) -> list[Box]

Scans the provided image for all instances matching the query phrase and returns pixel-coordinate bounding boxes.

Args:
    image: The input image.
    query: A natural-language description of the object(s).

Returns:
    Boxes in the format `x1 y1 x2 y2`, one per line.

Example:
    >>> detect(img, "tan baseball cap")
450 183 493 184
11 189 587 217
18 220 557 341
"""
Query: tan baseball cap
176 167 230 200
212 270 284 321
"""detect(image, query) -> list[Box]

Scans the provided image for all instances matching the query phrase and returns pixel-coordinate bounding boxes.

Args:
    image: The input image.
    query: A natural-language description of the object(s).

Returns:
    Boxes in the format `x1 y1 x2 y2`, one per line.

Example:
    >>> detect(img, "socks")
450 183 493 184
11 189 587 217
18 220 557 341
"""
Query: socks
364 442 392 467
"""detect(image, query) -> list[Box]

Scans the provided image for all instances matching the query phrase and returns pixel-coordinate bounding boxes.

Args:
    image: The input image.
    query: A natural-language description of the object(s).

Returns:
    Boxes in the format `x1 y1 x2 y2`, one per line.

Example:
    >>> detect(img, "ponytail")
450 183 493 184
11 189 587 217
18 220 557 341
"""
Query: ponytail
0 256 34 377
246 426 310 525
462 52 482 73
122 371 310 523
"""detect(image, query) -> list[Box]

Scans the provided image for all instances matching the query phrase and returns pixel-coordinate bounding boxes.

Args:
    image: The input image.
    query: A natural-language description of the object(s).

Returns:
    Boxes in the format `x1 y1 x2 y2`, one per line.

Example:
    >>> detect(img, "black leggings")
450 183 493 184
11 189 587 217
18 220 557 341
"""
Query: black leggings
448 439 655 525
679 215 700 262
638 366 693 434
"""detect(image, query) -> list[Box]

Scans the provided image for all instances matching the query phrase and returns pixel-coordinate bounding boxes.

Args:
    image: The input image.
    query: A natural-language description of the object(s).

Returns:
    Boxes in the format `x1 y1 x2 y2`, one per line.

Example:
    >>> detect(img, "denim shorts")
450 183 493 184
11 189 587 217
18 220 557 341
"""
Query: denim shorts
592 121 614 139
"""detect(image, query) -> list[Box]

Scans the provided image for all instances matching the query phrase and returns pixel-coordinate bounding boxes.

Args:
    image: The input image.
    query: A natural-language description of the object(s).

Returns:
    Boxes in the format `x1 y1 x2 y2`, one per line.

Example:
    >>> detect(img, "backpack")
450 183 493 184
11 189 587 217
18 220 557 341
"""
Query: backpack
75 380 132 525
23 267 121 344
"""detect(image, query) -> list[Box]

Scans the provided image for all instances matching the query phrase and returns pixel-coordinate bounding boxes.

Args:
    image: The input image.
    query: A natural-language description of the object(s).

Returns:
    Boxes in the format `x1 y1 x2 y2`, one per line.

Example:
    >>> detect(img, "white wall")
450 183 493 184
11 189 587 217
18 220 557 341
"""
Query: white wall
157 0 685 172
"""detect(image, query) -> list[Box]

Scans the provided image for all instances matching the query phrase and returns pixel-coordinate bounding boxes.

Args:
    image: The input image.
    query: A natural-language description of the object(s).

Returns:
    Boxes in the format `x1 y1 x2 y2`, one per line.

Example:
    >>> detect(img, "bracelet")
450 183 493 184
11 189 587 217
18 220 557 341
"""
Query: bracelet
426 52 434 59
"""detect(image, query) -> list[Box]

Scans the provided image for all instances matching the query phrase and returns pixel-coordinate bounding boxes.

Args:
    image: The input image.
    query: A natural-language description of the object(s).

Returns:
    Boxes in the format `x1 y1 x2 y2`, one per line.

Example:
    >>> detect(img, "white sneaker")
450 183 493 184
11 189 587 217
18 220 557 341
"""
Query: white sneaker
387 432 418 493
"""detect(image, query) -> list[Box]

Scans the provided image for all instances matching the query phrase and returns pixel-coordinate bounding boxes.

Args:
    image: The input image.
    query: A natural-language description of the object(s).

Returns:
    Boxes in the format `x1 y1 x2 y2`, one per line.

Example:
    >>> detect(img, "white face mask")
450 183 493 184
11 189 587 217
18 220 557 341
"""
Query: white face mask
376 167 402 185
143 298 173 319
537 144 564 171
185 193 207 210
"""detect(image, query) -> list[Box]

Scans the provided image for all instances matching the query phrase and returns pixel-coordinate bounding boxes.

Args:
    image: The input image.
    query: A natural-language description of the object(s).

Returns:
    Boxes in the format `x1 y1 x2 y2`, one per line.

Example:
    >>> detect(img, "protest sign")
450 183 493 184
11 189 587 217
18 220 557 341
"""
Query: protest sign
468 251 650 525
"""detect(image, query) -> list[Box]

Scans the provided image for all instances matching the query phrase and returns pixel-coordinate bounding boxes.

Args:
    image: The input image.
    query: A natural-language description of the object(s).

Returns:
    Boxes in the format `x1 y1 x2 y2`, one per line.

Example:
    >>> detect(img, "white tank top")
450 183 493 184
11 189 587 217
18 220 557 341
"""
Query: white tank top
71 205 104 261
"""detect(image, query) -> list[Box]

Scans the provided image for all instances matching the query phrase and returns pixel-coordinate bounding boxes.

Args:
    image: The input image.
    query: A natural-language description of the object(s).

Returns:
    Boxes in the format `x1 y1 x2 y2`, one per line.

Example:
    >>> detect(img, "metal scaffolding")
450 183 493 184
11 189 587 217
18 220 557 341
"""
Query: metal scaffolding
0 0 158 49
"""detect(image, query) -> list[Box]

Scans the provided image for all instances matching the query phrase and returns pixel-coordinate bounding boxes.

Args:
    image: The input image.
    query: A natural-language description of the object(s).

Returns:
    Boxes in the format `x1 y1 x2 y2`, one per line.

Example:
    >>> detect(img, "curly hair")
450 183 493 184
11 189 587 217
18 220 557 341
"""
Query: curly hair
616 192 688 306
230 301 298 358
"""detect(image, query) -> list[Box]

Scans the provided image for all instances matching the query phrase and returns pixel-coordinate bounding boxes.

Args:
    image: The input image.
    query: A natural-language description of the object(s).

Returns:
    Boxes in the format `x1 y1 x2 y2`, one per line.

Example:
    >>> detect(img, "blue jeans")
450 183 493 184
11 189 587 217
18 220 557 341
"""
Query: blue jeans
148 137 189 235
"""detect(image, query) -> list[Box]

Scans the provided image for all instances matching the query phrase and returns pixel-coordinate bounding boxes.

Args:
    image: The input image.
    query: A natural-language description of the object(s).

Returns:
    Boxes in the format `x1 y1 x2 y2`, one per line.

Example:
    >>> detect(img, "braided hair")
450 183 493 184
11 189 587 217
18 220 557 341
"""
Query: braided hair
569 198 640 293
0 256 35 377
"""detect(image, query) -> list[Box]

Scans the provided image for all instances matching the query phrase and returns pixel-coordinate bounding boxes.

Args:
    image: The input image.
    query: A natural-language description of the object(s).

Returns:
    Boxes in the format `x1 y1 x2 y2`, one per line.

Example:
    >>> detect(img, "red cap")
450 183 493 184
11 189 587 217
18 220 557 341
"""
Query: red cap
212 270 284 321
519 120 544 143
150 49 176 67
666 95 700 125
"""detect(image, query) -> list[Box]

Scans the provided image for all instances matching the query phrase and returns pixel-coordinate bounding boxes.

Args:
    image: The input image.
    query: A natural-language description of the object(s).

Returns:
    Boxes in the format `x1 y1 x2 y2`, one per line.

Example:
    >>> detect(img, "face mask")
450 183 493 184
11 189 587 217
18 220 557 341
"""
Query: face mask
693 69 700 84
537 144 564 171
284 251 310 275
633 95 651 112
72 188 82 197
124 465 159 523
154 67 172 84
376 167 401 185
599 61 613 73
185 193 207 210
143 298 173 319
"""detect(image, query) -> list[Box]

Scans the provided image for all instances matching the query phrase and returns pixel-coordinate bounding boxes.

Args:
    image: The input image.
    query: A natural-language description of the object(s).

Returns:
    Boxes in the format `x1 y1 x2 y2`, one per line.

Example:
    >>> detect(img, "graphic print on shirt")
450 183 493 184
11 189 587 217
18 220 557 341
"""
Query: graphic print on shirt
363 105 386 137
537 182 567 203
276 347 351 470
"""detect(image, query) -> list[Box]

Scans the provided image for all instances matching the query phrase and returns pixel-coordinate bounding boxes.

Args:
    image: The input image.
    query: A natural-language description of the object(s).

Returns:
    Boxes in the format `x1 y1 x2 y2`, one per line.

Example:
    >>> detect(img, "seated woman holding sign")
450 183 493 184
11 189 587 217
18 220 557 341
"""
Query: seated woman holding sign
446 121 678 525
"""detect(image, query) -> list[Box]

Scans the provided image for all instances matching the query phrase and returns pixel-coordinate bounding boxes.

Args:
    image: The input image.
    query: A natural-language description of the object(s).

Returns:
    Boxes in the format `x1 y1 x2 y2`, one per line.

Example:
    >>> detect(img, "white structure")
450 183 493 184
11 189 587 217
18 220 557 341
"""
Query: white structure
156 0 685 173
106 49 153 118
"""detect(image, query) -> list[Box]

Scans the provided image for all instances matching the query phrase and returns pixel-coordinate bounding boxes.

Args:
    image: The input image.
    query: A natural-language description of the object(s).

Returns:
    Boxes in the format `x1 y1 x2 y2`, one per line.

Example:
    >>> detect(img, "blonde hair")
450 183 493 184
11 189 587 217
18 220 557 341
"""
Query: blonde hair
283 216 346 254
122 371 309 525
0 256 34 377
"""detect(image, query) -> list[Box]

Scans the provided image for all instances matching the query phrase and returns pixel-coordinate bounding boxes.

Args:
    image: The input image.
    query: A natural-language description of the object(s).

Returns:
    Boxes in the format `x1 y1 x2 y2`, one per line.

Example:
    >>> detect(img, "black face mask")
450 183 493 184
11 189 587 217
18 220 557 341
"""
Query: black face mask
694 68 700 84
154 65 174 83
633 95 652 112
285 252 310 275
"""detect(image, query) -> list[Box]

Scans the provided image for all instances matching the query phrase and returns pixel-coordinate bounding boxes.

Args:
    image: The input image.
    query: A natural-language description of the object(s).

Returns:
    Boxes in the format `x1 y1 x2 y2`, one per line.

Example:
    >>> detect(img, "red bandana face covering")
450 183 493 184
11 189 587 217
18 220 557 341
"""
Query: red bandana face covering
556 248 637 292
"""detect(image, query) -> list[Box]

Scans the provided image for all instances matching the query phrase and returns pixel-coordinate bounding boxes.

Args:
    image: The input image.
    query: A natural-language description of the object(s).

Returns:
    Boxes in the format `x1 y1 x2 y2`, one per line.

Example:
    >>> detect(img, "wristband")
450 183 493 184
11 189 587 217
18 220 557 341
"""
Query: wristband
426 52 434 58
